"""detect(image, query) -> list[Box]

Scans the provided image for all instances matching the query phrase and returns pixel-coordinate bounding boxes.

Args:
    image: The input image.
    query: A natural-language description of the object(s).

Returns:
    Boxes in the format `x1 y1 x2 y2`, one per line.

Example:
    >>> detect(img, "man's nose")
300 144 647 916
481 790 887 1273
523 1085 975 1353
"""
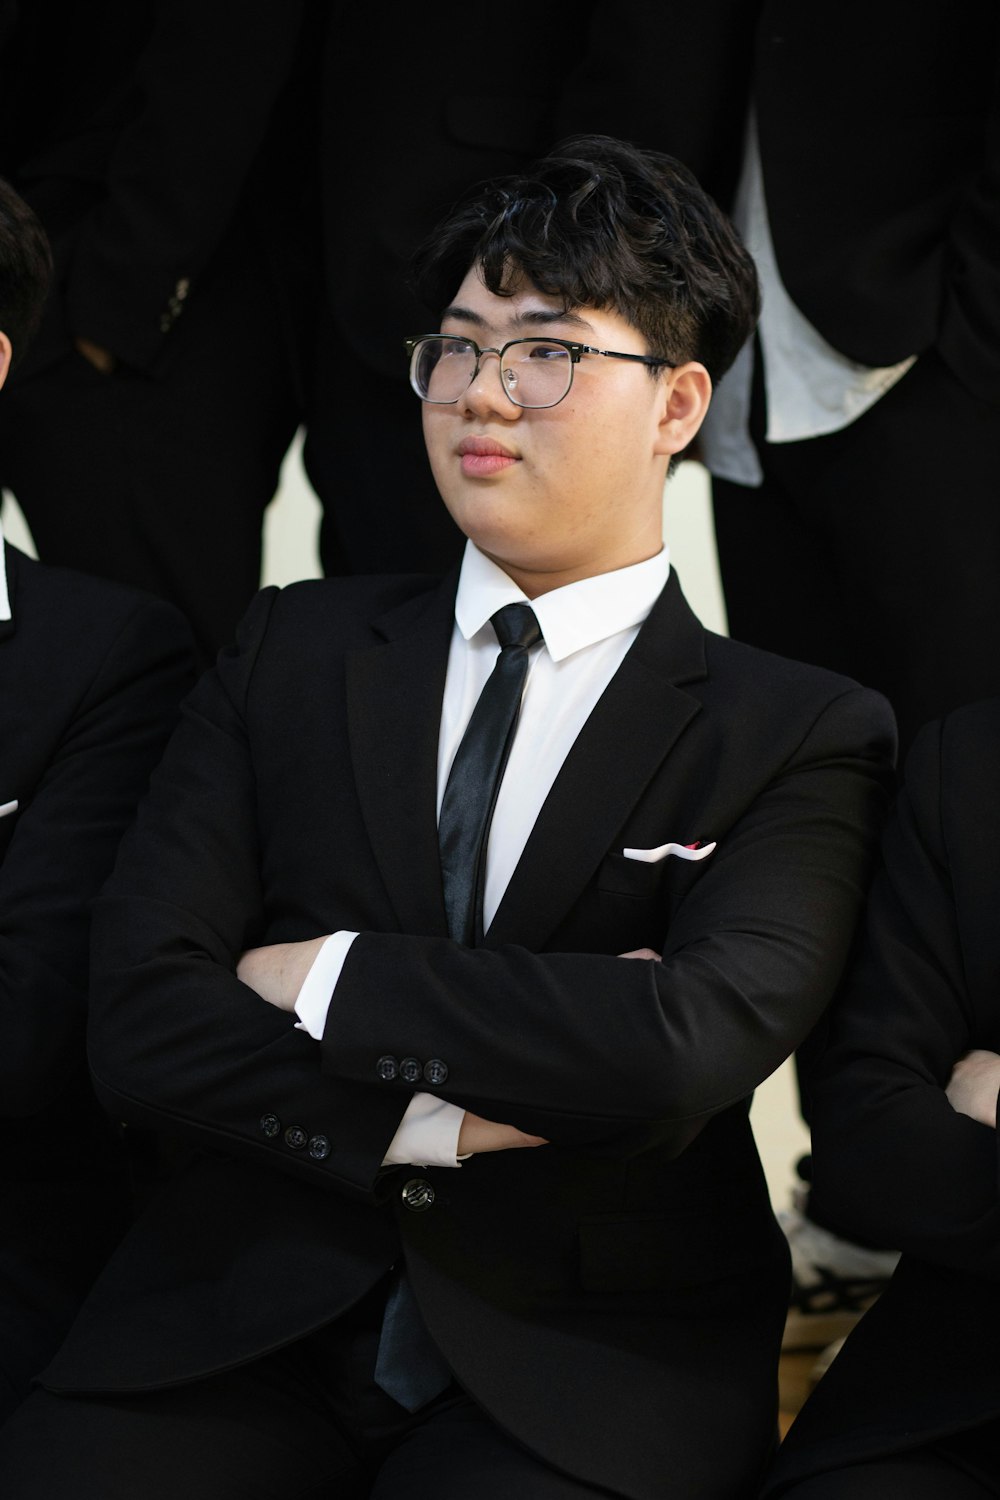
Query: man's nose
458 348 521 419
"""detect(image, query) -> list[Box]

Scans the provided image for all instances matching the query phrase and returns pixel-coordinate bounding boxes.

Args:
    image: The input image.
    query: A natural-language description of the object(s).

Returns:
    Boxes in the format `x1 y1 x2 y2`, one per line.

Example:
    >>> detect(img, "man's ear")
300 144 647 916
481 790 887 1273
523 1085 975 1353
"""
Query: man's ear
0 332 11 395
653 362 712 458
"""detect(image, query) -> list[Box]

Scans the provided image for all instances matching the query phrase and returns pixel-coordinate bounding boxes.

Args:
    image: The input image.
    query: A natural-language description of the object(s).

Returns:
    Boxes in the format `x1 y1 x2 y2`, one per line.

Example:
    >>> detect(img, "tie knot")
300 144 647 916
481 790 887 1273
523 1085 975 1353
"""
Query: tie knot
491 602 541 652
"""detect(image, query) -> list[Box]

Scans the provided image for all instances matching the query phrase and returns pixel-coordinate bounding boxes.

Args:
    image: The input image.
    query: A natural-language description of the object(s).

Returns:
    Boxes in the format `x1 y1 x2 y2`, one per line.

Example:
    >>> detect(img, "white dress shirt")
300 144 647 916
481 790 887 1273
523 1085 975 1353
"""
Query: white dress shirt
295 539 672 1166
699 110 916 487
0 516 12 622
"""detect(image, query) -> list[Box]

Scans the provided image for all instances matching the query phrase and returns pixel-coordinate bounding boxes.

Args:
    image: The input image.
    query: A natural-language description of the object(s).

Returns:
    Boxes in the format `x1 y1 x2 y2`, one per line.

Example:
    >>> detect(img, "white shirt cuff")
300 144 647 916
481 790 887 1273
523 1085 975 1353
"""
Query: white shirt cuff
382 1093 467 1168
294 934 467 1168
293 931 359 1039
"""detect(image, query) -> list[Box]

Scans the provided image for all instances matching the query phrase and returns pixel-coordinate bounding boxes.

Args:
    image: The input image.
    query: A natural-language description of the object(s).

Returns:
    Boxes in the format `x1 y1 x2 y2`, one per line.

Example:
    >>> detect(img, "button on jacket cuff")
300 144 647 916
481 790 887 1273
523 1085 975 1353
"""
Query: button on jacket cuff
294 933 466 1168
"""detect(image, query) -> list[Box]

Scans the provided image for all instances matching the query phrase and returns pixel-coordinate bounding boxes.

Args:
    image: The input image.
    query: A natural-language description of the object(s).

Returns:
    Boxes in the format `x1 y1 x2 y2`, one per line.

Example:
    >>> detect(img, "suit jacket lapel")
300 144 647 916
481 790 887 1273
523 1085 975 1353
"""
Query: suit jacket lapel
345 573 457 938
0 531 16 643
485 572 709 951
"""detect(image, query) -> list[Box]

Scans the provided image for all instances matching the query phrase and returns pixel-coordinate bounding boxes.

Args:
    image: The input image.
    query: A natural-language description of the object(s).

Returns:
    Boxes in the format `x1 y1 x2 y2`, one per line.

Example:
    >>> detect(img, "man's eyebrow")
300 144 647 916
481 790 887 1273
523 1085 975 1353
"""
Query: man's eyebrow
440 304 486 327
517 308 593 332
440 304 595 333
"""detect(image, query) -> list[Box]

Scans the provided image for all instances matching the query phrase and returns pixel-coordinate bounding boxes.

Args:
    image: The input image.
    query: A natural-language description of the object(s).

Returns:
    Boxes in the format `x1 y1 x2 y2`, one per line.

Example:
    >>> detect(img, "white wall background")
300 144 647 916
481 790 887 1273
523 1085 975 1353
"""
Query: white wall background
2 445 809 1207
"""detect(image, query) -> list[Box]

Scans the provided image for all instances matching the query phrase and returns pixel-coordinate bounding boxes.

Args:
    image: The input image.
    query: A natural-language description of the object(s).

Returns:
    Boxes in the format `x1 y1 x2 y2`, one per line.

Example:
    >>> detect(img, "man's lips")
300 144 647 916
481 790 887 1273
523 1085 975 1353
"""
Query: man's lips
457 436 520 478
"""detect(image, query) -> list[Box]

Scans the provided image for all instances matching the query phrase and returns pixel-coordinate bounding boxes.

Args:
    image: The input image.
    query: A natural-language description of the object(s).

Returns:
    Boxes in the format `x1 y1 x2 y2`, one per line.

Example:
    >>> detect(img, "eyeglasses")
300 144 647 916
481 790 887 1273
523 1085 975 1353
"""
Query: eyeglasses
405 334 674 410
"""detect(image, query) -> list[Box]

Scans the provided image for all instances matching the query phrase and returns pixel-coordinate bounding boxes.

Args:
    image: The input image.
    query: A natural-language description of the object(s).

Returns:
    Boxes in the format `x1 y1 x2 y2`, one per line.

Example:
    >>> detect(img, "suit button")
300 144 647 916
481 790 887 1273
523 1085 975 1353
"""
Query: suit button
259 1113 281 1138
307 1134 331 1161
377 1055 398 1082
284 1125 308 1151
399 1057 422 1084
423 1059 448 1086
401 1177 435 1212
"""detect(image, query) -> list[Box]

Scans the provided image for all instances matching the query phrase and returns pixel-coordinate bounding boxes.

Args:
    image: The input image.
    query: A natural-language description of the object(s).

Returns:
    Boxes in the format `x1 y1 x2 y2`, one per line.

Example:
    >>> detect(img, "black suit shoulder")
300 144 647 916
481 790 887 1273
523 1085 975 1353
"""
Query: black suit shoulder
0 544 196 1112
763 695 1000 1493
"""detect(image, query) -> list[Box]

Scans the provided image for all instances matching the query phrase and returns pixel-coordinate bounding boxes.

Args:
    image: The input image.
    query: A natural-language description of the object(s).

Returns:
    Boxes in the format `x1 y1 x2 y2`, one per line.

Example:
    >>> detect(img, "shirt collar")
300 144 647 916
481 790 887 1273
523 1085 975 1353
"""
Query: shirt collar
454 540 670 663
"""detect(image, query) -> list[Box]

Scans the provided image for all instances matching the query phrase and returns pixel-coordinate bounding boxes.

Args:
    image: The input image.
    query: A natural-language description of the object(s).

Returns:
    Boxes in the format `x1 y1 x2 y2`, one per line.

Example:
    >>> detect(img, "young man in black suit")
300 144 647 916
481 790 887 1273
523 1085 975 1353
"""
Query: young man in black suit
0 137 895 1498
0 178 195 1422
763 697 1000 1497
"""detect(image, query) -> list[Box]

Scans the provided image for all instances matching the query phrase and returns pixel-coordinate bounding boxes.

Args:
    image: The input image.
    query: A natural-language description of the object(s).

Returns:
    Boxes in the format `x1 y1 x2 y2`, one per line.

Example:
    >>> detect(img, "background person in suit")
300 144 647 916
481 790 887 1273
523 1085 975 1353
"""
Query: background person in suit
0 0 320 665
0 2 599 653
0 137 894 1499
303 6 594 580
762 698 1000 1498
0 176 196 1422
557 0 1000 1340
559 0 1000 757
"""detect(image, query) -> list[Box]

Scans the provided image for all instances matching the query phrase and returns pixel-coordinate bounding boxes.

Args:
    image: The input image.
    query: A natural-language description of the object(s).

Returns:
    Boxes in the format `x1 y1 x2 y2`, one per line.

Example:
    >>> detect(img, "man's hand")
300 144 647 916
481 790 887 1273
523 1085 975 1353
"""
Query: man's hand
619 948 661 961
945 1048 1000 1128
458 1111 548 1155
237 937 329 1012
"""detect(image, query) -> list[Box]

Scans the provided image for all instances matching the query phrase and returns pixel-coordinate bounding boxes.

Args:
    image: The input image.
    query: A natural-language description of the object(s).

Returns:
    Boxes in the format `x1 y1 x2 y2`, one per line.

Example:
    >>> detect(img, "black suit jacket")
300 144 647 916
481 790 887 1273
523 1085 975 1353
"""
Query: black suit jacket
559 0 1000 402
0 539 194 1415
46 569 894 1500
0 0 318 380
764 699 1000 1491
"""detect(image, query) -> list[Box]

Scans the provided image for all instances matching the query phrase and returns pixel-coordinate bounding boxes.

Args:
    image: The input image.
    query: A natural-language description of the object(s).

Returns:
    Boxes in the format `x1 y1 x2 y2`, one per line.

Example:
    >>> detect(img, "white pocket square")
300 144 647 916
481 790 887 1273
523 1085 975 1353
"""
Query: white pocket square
0 799 18 819
622 839 716 864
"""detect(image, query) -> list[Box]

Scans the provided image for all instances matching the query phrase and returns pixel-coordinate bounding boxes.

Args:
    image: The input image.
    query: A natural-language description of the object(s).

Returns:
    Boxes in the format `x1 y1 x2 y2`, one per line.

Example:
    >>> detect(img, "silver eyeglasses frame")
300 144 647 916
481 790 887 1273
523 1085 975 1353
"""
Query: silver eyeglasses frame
405 334 675 410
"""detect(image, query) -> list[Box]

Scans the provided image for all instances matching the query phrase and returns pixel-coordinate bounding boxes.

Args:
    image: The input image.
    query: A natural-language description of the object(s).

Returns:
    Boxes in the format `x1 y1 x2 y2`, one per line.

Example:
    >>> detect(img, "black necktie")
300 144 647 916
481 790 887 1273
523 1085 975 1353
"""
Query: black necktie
373 603 541 1413
438 602 542 945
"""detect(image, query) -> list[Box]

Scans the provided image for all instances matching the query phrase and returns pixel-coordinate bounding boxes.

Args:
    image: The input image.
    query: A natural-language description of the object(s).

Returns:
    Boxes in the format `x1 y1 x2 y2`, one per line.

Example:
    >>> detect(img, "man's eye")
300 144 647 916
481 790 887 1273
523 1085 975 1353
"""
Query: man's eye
526 342 568 360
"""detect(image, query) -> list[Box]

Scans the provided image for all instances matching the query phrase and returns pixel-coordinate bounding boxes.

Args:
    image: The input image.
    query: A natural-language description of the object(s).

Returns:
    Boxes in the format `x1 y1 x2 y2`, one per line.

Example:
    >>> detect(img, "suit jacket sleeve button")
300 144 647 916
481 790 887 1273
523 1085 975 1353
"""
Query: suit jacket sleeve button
401 1177 435 1211
377 1055 398 1082
307 1134 331 1161
423 1059 448 1086
399 1057 422 1084
284 1125 308 1151
259 1113 281 1138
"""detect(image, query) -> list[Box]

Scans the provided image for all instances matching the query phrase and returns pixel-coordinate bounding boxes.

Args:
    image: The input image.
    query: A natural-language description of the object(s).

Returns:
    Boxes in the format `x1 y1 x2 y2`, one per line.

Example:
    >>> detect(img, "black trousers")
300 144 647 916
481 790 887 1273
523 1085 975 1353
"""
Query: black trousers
0 1289 618 1500
712 348 1000 759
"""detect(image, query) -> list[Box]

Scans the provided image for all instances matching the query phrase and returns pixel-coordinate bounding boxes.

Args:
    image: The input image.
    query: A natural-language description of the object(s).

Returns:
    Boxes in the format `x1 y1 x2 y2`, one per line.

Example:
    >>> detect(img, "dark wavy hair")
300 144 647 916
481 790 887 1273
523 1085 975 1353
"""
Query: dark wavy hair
411 134 759 385
0 177 52 368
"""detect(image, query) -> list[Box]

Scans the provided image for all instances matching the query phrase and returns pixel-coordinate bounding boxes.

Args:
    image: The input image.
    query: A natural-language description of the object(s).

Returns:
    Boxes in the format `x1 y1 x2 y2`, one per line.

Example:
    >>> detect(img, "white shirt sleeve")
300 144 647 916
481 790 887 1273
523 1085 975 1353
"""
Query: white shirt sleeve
293 931 467 1168
382 1092 467 1168
294 931 358 1039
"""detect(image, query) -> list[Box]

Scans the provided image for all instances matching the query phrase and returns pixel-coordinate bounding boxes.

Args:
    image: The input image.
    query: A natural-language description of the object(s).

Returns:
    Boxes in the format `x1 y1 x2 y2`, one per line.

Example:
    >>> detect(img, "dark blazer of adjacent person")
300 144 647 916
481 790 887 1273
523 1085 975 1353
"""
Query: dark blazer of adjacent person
304 6 597 577
41 569 894 1500
763 698 1000 1492
559 0 1000 401
0 534 194 1420
0 0 321 661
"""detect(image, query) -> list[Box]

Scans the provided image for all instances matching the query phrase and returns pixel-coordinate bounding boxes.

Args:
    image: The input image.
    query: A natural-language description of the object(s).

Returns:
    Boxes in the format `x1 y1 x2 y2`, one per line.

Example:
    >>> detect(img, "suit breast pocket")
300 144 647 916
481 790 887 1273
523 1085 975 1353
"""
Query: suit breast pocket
579 854 672 957
596 852 667 900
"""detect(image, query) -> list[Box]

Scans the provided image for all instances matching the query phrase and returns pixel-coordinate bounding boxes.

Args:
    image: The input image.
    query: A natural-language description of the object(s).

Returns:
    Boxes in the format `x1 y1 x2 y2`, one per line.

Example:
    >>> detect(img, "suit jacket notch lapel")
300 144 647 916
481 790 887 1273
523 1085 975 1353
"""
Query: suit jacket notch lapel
485 573 709 951
346 575 458 939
